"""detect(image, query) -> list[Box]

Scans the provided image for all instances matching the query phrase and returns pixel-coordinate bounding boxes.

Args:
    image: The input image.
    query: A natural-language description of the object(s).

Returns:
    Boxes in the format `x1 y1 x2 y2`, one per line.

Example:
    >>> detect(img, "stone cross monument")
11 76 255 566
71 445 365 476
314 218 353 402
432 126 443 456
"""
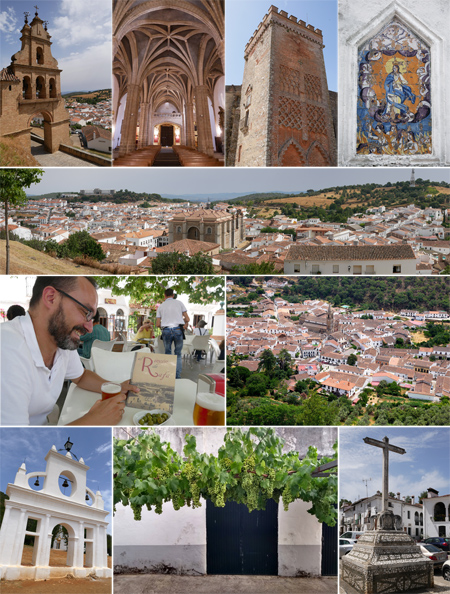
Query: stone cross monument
363 436 405 531
341 435 433 594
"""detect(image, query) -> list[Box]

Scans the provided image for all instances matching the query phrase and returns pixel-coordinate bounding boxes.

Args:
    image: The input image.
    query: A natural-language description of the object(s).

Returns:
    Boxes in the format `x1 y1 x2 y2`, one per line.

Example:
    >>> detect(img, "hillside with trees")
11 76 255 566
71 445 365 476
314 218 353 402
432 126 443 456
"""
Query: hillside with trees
230 277 450 312
226 178 450 224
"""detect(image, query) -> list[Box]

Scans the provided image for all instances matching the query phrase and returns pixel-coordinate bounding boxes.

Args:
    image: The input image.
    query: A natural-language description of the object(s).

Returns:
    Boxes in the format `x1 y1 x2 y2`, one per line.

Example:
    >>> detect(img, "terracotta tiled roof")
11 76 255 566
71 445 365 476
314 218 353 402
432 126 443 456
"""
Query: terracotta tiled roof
0 67 20 82
285 244 416 261
157 239 219 255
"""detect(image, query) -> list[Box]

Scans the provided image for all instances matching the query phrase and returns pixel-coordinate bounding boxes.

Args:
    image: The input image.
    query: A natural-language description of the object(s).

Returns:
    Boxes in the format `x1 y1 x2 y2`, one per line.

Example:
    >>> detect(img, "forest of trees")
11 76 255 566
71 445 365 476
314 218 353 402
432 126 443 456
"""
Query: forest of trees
230 277 450 312
226 351 450 427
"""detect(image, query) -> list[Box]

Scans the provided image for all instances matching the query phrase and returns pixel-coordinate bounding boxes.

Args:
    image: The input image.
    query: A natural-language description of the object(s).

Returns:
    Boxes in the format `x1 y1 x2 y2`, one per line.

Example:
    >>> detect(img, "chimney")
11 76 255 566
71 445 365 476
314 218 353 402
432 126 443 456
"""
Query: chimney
397 492 400 500
411 496 415 504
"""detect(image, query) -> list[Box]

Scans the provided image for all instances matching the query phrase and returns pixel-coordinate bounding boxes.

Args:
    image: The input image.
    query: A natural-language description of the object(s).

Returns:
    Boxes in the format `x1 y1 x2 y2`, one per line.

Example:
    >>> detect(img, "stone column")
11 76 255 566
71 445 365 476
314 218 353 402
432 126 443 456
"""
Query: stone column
194 86 214 156
185 101 195 148
119 83 140 156
181 105 187 145
138 102 149 148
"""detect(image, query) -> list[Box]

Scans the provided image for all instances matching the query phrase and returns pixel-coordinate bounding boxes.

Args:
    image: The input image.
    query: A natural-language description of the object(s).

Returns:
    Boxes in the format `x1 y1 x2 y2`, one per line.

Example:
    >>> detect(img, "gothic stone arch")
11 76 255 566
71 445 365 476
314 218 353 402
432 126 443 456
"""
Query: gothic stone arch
339 0 447 166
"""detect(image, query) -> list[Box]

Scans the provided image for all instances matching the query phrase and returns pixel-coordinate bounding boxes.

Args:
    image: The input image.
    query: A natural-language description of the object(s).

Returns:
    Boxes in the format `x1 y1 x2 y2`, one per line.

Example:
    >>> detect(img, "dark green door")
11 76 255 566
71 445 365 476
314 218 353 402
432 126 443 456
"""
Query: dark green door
206 499 278 575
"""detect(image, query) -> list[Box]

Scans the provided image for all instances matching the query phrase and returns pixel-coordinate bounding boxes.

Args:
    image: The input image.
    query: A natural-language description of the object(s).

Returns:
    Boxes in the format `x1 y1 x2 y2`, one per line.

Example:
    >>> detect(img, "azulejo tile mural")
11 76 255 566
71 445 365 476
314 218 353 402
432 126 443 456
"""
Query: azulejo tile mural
357 20 431 156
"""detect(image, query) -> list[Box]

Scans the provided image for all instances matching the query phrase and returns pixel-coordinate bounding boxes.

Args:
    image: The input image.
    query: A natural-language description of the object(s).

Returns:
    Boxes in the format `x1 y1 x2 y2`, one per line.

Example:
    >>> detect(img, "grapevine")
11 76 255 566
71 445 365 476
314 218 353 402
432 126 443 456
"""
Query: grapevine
113 428 337 526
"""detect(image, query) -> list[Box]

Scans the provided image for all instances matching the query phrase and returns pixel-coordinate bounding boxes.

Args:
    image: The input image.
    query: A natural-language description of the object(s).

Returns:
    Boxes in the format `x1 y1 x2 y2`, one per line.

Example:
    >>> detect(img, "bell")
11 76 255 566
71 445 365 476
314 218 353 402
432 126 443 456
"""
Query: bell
62 478 69 488
34 477 40 486
85 493 90 501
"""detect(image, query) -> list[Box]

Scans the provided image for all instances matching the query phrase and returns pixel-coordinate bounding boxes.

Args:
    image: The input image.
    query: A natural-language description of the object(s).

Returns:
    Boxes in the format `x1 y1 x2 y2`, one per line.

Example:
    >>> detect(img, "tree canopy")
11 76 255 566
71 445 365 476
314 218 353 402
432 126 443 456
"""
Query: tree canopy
151 251 215 275
95 275 225 304
0 168 43 273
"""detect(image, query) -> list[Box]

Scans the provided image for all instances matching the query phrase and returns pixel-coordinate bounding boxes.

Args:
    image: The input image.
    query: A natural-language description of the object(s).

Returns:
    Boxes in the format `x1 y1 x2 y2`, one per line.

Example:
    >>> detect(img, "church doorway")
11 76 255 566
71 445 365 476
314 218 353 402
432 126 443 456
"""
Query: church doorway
187 226 200 240
27 111 55 154
161 125 174 146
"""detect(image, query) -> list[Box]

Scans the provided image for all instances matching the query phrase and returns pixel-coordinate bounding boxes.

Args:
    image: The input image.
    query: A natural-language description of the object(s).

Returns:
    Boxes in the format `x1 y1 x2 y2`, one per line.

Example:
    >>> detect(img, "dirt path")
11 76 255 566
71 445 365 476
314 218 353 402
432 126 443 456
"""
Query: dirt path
0 577 112 593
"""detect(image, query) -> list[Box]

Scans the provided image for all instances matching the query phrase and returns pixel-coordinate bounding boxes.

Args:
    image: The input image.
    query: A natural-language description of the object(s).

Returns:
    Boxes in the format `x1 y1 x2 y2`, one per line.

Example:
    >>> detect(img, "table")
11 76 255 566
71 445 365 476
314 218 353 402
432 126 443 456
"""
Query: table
58 379 198 426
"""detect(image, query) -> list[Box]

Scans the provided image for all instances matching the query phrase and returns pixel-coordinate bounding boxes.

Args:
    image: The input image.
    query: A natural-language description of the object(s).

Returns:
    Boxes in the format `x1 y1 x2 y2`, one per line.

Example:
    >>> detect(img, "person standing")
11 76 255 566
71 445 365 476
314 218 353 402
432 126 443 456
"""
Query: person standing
155 288 190 379
79 310 111 358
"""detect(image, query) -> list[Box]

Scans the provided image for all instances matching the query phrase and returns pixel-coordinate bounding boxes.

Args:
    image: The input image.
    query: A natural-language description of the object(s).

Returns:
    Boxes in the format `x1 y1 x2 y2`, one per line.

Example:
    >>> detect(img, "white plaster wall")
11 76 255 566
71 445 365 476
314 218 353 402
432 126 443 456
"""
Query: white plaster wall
284 259 417 275
338 0 450 166
278 499 323 576
114 499 206 547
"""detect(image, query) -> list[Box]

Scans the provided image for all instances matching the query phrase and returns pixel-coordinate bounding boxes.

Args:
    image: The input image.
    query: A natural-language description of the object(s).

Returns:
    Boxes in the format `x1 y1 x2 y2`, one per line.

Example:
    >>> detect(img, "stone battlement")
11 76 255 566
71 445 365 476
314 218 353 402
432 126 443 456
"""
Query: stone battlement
245 4 323 54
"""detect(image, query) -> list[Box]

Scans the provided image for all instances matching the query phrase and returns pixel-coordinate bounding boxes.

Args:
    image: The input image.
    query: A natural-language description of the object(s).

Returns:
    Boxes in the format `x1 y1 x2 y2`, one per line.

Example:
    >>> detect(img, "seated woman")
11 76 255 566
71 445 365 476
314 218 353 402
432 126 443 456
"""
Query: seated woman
134 318 154 342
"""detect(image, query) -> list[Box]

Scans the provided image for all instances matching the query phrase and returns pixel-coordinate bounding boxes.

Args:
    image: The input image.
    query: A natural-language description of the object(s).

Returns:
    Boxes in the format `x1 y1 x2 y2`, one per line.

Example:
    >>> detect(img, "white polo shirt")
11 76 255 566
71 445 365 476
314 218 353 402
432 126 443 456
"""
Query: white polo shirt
156 298 187 328
0 313 84 425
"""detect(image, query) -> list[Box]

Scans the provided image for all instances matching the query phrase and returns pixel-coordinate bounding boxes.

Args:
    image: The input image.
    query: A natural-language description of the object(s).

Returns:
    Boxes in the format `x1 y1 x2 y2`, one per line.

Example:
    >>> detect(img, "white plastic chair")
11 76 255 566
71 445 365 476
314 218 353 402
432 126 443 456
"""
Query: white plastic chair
79 356 94 372
209 338 221 364
91 339 116 351
90 347 151 383
191 335 211 365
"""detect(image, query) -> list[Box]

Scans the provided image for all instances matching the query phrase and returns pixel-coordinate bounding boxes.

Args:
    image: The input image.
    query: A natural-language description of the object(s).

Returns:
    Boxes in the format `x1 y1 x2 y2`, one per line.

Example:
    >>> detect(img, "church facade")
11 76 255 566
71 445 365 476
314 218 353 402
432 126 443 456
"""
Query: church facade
168 208 244 250
0 8 69 155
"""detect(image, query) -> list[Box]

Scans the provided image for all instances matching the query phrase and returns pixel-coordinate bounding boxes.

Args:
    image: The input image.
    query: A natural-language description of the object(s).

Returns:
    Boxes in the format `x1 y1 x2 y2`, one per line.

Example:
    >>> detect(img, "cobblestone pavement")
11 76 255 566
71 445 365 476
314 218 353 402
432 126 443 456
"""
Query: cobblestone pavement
114 574 338 594
31 141 97 167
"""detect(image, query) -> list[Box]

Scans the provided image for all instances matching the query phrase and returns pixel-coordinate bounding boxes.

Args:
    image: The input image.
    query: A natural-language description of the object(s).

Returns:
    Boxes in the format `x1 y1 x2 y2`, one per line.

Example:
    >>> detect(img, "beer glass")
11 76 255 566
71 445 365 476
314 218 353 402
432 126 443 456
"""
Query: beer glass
101 382 122 401
193 392 225 426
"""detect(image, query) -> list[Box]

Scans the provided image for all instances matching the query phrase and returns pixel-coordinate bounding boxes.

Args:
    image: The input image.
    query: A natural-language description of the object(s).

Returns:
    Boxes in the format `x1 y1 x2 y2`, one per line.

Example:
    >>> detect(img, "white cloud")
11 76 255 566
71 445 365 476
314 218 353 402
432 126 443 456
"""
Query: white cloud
0 6 17 32
51 0 111 49
94 441 112 456
0 6 19 42
58 40 112 92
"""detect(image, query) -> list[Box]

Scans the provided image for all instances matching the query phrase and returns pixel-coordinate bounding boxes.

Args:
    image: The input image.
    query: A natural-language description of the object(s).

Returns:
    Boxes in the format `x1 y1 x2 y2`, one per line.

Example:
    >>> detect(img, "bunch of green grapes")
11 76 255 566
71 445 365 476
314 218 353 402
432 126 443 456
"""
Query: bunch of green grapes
220 457 233 471
154 467 170 481
131 502 142 521
210 481 227 507
263 468 276 499
182 462 202 508
172 489 184 511
241 455 259 511
282 481 295 511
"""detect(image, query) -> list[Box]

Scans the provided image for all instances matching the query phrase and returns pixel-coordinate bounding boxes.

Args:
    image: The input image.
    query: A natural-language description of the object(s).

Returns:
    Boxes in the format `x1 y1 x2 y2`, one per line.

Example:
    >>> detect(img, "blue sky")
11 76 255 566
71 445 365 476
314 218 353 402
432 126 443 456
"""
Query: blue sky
0 427 113 532
339 428 450 503
0 0 112 92
26 167 449 197
225 0 338 91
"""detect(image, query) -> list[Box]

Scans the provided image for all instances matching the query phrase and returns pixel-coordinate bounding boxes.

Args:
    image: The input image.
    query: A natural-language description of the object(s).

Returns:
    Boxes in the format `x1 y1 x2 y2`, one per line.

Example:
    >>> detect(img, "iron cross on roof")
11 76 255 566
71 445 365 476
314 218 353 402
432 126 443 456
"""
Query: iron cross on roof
363 436 405 516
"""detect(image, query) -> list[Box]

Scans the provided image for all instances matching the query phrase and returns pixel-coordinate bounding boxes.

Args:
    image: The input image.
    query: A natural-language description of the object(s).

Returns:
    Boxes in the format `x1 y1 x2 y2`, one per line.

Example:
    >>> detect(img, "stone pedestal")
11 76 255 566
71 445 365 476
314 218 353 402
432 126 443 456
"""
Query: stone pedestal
341 530 433 594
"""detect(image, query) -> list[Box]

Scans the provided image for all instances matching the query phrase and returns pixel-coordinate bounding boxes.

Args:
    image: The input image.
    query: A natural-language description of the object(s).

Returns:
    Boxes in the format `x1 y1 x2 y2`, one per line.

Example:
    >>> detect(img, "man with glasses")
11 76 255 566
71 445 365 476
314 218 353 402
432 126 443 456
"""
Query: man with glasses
0 276 139 425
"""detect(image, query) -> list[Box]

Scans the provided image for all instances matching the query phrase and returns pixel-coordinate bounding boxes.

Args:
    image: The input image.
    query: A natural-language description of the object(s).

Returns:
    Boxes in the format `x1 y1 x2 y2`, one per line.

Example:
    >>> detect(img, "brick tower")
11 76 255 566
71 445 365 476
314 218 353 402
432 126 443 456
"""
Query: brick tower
0 7 70 155
234 5 336 167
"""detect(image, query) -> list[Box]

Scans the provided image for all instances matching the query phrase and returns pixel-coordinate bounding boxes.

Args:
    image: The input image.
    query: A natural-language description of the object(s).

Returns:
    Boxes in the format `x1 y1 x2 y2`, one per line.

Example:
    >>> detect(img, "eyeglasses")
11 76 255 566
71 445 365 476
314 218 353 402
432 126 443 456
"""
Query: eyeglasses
55 288 95 322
